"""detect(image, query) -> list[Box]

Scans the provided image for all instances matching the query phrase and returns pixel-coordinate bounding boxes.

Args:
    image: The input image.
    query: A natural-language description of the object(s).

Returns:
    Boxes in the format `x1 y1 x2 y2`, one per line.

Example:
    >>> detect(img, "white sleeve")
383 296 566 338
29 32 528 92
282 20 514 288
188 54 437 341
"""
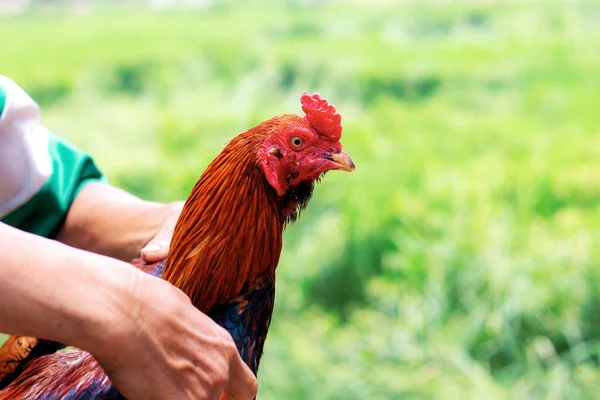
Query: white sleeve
0 76 52 218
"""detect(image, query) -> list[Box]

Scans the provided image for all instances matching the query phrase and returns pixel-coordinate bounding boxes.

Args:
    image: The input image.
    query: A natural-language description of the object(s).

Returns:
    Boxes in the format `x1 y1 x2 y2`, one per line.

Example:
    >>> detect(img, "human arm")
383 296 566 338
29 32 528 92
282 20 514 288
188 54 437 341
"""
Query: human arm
55 181 184 262
0 221 257 400
0 75 178 263
0 74 175 263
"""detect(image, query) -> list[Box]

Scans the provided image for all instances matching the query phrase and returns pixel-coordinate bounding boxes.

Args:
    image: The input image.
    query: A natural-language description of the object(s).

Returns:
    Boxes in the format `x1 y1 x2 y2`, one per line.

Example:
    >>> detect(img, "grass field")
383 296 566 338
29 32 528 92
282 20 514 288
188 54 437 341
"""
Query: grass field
2 1 600 398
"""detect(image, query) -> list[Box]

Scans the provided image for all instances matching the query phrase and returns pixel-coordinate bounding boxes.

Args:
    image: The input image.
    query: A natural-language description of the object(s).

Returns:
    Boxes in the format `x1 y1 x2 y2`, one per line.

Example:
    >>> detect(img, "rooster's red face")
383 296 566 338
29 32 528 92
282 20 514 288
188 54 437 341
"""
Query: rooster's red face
259 93 354 197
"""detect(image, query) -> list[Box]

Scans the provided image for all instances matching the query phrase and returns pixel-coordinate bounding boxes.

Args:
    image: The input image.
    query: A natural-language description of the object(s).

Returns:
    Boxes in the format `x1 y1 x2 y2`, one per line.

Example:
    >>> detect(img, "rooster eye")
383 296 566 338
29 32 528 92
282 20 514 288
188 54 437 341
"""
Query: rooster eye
291 137 303 148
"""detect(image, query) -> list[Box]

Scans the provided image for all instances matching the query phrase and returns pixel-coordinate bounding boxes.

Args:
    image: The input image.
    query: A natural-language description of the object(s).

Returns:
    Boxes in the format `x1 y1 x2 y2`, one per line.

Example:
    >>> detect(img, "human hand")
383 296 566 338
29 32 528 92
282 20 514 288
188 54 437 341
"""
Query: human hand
140 201 185 263
93 270 258 400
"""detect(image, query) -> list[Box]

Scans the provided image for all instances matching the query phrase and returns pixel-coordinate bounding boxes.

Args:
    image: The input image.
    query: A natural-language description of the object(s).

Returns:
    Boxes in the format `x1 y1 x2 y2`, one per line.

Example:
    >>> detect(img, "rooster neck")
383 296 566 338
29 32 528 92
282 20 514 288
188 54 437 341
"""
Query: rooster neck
162 136 283 313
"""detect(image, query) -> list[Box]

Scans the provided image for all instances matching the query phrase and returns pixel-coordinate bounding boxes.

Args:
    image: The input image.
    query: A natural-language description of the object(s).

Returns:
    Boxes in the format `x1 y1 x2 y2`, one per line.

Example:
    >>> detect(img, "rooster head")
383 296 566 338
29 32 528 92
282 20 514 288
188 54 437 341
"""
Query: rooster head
259 92 355 198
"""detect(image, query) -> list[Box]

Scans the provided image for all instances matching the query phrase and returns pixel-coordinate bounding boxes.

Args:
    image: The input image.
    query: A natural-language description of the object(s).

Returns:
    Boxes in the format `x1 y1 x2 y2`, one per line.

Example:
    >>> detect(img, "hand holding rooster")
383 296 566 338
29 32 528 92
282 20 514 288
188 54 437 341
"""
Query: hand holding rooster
1 80 353 399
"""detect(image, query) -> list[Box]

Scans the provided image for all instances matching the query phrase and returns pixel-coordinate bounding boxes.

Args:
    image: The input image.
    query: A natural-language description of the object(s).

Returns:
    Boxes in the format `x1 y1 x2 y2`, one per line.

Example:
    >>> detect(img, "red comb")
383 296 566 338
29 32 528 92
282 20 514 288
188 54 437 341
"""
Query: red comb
300 92 342 141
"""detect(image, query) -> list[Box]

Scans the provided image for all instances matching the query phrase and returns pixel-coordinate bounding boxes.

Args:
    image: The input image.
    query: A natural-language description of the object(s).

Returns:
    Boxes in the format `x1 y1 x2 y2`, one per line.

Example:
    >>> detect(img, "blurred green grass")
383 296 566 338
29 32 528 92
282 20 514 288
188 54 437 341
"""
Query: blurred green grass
2 1 600 398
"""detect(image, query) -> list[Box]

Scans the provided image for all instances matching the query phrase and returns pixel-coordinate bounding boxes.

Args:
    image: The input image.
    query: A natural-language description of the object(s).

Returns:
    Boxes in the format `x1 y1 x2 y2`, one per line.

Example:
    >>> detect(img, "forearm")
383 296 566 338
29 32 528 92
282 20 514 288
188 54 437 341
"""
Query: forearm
56 182 175 261
0 222 136 353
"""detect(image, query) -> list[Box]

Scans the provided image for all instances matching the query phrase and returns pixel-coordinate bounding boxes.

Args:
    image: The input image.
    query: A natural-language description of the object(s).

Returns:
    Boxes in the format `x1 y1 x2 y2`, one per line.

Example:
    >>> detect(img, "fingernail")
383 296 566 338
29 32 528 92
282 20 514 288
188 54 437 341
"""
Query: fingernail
141 243 161 253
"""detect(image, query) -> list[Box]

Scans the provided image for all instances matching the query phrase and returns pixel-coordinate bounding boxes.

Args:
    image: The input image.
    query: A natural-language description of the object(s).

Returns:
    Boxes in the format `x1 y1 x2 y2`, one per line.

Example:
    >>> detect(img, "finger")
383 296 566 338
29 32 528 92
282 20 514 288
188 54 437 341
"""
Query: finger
223 358 257 400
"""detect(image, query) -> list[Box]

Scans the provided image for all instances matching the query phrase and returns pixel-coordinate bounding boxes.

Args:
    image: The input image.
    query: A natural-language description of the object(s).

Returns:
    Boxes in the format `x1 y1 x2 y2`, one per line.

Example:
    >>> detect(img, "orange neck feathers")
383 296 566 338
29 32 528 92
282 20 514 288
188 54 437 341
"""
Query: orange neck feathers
162 127 283 312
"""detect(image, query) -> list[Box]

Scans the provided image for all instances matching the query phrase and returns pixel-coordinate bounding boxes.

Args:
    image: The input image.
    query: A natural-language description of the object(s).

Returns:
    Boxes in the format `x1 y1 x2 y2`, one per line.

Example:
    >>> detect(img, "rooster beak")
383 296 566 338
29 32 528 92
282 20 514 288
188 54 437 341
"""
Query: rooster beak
326 151 355 172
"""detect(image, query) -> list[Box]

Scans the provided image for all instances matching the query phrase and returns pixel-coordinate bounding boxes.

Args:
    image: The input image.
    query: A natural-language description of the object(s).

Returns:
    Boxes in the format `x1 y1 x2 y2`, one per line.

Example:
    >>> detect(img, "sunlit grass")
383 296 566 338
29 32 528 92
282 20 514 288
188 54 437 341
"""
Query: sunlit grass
2 1 600 398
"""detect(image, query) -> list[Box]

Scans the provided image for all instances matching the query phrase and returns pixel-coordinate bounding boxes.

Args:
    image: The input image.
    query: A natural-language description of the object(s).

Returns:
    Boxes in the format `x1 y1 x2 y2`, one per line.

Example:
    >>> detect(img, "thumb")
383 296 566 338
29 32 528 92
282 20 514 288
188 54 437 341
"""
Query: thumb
141 202 184 263
141 238 169 263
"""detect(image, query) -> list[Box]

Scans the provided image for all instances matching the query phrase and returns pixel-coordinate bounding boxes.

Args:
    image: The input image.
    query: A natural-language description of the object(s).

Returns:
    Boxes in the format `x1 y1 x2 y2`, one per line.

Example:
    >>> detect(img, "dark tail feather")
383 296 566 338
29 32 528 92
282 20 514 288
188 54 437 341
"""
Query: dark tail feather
0 348 119 400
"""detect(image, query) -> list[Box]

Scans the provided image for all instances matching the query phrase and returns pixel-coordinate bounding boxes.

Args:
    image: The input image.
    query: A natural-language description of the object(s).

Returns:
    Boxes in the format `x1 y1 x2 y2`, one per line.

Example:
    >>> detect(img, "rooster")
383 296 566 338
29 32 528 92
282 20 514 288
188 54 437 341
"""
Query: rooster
0 92 354 399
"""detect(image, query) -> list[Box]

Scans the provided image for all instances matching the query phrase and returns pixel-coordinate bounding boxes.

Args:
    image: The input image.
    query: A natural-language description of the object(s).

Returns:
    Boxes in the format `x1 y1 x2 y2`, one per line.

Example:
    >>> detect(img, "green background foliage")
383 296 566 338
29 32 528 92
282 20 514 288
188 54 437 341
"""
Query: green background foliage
2 1 600 398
